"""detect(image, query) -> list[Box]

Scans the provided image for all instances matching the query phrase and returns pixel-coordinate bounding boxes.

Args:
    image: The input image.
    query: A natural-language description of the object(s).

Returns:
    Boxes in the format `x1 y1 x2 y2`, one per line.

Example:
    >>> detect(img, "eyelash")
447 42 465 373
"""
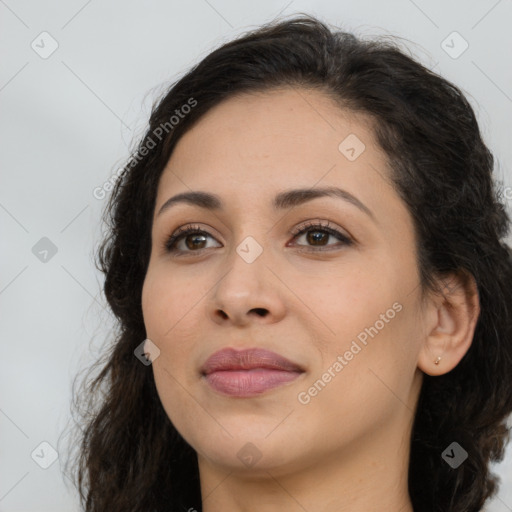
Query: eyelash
163 221 353 255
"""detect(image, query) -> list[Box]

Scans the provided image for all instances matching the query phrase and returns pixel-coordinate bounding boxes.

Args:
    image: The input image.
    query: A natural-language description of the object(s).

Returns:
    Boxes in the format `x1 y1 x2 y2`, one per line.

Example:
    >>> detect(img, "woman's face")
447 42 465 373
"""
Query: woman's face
142 87 428 476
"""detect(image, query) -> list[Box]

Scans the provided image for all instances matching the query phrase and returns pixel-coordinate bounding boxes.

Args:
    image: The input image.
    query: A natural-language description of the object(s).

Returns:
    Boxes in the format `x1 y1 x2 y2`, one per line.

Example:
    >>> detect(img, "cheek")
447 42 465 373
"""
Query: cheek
298 268 393 352
141 263 216 392
142 264 201 340
297 305 418 439
142 269 202 437
306 258 419 387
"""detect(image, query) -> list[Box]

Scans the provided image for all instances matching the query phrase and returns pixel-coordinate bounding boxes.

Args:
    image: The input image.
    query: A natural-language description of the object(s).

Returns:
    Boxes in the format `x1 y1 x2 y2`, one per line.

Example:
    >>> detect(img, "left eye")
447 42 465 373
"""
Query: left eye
289 222 352 249
163 222 352 254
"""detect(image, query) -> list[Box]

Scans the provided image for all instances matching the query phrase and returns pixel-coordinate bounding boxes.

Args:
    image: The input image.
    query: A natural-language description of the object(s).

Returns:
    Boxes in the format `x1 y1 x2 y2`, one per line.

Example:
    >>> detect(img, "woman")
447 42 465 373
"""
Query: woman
69 14 512 512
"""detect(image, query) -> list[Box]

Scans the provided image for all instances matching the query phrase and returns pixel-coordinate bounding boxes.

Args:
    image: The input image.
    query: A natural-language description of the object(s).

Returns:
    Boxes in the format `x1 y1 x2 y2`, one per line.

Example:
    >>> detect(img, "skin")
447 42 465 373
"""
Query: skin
141 87 480 512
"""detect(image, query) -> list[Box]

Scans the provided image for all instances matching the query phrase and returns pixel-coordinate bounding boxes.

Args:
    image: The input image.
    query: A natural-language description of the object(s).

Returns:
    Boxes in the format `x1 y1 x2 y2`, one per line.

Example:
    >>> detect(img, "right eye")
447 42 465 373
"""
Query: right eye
163 225 222 254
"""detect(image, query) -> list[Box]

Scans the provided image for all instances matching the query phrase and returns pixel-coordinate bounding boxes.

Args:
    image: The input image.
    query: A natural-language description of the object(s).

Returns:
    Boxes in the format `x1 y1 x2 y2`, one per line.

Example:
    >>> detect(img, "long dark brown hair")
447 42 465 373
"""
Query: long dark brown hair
65 14 512 512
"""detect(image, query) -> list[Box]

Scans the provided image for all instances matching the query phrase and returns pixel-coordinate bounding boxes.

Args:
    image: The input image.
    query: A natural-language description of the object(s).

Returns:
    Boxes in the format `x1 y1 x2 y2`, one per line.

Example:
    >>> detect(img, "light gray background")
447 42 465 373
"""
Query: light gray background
1 1 511 510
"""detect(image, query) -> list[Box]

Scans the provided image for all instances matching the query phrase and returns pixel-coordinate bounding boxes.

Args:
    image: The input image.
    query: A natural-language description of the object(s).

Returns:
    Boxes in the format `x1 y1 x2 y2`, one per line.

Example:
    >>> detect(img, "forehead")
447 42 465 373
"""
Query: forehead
157 88 390 202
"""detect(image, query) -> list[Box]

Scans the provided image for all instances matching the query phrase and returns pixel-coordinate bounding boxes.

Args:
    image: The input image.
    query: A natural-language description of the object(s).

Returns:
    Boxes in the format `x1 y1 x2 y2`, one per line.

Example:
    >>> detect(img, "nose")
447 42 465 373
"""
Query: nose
206 243 287 327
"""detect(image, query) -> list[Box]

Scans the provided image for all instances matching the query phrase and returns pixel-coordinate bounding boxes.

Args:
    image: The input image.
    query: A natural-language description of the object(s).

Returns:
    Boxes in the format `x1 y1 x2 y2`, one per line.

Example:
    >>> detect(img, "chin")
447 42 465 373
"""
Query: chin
195 439 296 475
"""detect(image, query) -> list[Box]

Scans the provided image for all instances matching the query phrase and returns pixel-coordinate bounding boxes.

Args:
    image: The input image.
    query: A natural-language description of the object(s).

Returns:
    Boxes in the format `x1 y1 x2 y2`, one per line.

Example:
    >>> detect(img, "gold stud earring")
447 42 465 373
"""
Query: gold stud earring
434 356 442 365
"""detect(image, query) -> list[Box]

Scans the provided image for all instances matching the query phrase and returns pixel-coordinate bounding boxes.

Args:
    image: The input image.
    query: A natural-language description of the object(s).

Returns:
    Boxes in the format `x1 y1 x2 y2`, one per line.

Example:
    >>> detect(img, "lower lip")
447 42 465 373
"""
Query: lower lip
203 368 303 397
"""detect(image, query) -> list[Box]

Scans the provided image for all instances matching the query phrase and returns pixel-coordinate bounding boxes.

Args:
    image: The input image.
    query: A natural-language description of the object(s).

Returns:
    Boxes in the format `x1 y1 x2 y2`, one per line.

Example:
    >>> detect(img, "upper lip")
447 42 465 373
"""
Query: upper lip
200 347 304 375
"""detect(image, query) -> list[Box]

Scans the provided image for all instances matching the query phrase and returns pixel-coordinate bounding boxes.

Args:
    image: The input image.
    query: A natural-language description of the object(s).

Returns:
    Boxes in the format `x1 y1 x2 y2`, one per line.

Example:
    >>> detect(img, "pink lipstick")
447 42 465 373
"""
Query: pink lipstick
200 347 304 397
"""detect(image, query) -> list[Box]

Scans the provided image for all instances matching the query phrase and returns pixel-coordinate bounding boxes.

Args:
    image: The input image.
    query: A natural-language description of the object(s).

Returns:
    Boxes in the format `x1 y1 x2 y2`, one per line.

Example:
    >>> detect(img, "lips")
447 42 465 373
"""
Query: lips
201 347 304 374
200 347 305 397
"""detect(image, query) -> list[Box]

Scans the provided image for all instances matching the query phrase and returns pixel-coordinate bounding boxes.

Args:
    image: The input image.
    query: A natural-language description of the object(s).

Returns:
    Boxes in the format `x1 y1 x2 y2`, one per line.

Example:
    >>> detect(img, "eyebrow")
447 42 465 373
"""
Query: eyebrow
156 186 375 220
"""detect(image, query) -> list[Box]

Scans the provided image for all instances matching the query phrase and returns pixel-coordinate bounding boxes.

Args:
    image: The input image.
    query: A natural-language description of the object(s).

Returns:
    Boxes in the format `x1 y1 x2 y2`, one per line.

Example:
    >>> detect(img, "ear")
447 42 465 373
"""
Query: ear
417 271 480 376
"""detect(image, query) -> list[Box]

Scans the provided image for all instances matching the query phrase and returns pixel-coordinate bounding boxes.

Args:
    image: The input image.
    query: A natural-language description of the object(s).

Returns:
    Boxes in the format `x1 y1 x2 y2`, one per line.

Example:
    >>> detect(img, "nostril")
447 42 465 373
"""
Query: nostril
251 308 268 317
